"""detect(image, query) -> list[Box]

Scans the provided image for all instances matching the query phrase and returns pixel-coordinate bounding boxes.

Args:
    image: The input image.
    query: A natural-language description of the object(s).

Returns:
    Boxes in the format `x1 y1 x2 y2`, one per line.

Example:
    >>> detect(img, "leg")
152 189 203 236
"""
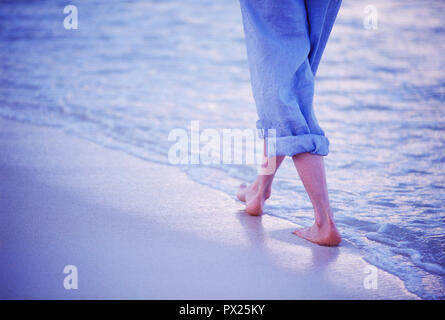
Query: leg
291 152 341 246
237 141 285 216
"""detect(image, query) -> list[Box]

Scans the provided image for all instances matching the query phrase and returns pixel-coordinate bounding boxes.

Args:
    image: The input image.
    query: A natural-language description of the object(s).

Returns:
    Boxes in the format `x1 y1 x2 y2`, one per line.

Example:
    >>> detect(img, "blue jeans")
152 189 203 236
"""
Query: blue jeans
239 0 342 156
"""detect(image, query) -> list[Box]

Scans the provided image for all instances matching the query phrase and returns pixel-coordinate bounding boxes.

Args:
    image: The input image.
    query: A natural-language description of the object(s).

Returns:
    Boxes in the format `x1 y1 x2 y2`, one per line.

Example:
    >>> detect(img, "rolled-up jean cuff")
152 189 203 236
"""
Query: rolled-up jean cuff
256 120 330 157
263 133 330 157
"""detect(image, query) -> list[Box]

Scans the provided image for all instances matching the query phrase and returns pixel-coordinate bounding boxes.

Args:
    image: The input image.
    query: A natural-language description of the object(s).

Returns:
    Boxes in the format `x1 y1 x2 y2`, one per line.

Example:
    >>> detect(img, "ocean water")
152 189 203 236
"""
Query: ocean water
1 0 444 299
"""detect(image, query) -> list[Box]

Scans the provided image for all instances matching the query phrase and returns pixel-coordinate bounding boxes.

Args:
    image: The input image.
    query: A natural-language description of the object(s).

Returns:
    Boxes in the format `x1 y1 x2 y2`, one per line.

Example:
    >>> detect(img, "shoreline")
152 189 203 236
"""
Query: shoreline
0 118 418 299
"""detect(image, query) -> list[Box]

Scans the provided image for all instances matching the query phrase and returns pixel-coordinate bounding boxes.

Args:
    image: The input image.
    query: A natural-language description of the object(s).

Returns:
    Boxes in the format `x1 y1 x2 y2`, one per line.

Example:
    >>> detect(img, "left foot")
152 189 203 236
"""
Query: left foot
293 221 341 246
236 180 272 216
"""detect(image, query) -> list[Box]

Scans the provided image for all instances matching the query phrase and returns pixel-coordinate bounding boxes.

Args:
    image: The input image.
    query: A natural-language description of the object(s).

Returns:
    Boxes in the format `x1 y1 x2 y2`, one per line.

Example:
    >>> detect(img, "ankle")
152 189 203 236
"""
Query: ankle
315 211 335 229
257 174 273 188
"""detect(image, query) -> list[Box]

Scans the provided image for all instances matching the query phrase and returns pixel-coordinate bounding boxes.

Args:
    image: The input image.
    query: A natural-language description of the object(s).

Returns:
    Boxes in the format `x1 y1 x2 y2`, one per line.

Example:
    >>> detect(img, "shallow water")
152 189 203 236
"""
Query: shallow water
1 0 444 299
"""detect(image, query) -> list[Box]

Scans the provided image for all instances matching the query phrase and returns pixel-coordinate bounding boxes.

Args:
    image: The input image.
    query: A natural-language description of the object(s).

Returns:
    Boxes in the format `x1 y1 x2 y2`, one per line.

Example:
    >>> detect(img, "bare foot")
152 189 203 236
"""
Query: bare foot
293 221 342 246
236 180 271 216
236 183 249 202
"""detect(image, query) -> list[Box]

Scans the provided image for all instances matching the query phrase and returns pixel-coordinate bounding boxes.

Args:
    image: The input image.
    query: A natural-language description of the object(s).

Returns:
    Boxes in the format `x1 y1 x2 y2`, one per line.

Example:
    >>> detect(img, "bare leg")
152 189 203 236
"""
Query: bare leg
237 141 285 216
291 152 341 246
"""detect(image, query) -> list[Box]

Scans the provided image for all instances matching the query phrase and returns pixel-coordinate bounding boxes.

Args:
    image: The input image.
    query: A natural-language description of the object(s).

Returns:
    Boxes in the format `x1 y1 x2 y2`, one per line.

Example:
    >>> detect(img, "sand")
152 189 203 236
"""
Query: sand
0 118 418 299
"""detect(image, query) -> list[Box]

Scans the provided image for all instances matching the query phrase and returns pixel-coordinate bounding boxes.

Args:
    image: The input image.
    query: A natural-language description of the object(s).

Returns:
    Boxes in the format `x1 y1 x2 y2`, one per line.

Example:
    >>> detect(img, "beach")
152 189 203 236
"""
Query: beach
1 0 444 300
0 118 418 299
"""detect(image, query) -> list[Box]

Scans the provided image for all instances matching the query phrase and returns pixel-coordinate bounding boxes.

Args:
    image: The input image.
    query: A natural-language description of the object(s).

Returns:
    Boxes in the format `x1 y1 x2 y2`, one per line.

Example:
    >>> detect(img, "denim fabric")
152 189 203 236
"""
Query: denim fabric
239 0 342 156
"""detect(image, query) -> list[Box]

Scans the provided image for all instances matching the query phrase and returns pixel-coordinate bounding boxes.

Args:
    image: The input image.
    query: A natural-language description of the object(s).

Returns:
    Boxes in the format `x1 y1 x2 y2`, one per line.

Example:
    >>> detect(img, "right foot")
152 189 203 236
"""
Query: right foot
293 221 342 246
236 180 272 216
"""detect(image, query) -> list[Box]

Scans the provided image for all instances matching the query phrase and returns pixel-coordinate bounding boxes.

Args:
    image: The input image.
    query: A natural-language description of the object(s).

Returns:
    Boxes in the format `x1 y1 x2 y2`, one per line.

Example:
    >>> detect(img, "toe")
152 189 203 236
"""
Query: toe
237 183 248 202
292 228 305 238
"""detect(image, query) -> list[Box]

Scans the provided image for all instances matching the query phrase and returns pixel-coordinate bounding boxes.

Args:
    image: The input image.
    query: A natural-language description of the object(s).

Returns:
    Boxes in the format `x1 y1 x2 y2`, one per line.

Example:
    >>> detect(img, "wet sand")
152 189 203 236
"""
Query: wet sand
0 118 418 299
